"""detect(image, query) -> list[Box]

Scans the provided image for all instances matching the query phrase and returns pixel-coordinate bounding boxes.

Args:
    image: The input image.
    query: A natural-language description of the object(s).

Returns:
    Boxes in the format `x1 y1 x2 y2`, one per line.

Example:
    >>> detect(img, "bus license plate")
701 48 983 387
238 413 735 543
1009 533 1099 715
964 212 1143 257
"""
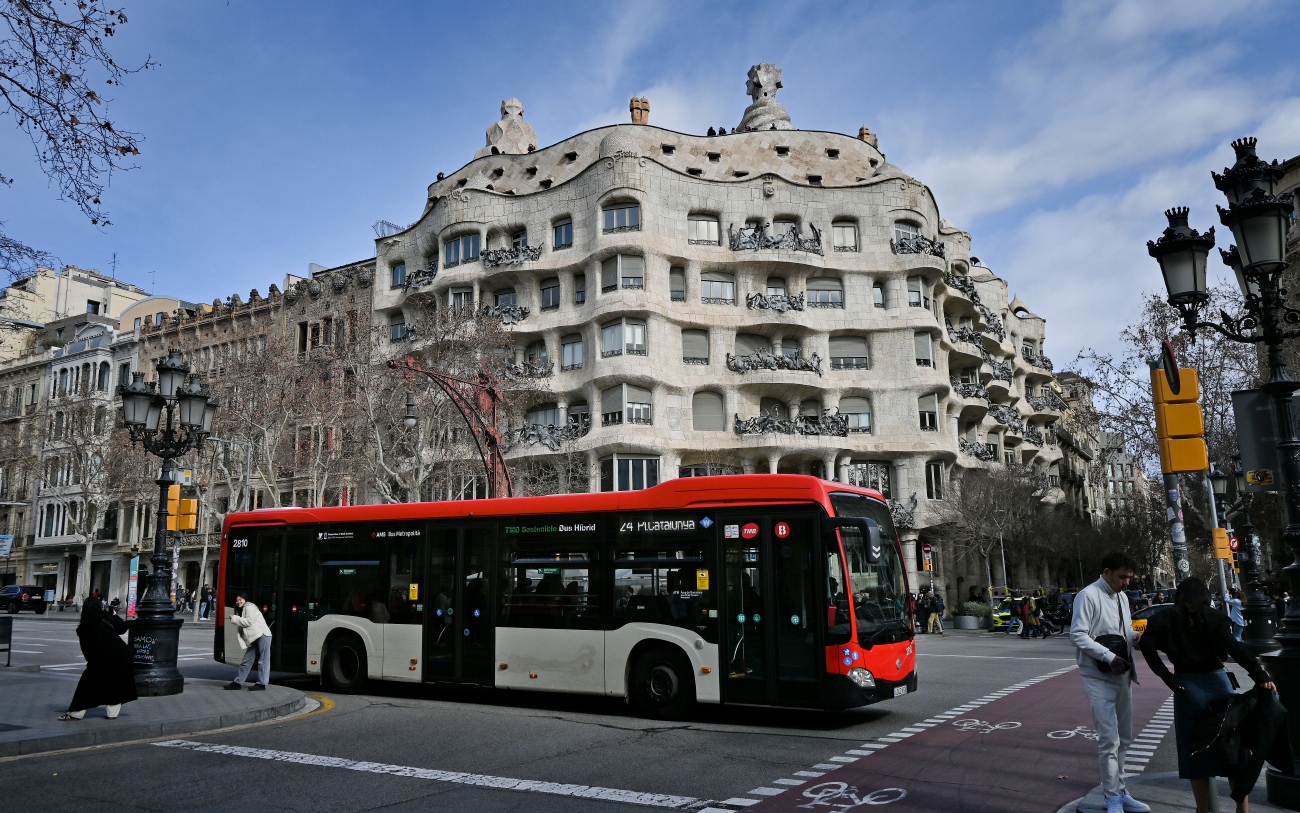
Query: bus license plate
894 686 908 697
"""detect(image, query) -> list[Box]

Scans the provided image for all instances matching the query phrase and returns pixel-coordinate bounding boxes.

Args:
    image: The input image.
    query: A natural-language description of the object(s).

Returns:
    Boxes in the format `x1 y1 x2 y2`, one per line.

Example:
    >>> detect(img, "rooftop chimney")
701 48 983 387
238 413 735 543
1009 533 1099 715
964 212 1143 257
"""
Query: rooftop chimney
629 96 649 125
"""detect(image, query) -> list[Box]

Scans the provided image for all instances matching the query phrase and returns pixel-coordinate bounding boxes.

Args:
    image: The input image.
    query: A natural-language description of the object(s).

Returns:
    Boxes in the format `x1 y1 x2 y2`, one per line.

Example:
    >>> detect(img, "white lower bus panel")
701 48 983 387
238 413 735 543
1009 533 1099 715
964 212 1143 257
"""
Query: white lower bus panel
495 627 605 694
602 623 720 703
305 618 386 680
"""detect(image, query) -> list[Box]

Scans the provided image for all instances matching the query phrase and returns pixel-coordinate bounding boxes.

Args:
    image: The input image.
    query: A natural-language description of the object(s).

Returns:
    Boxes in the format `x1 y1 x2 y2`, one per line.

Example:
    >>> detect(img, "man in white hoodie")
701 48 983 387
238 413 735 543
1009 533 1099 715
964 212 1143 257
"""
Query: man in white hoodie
226 593 273 691
1070 551 1149 813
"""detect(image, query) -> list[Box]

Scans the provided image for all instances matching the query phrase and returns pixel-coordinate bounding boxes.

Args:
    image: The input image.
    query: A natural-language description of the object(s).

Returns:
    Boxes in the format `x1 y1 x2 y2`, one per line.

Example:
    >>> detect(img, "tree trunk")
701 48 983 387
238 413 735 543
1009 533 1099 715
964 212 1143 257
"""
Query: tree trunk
985 552 995 610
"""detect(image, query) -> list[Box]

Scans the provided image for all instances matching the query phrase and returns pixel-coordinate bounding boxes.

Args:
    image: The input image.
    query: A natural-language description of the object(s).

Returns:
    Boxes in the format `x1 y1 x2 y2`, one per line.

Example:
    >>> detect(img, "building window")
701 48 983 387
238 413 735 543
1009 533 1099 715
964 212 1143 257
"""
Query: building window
692 391 725 431
907 276 931 309
600 454 659 492
568 402 590 427
918 394 939 431
540 278 560 310
560 334 584 371
86 300 100 314
445 233 481 267
603 203 641 233
734 333 772 358
449 287 473 313
807 277 844 308
526 403 560 427
840 397 871 433
601 254 644 292
495 289 517 308
670 267 685 301
780 337 801 362
512 230 528 249
829 336 869 370
526 340 549 367
680 464 741 477
601 318 647 357
573 273 587 305
926 461 944 500
389 316 407 342
601 384 653 426
687 215 720 244
1004 449 1017 466
700 271 735 304
118 363 130 387
766 277 787 297
894 221 920 243
133 317 142 331
832 221 858 252
873 282 885 308
390 262 407 288
846 461 891 498
914 332 934 367
553 218 573 249
682 329 709 364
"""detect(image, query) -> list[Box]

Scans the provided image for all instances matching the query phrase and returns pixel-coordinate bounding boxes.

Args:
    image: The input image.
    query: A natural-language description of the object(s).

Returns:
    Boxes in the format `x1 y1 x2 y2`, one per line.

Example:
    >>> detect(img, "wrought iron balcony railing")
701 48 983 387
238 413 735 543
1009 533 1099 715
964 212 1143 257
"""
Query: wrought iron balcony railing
734 409 848 437
746 292 805 313
482 245 543 267
891 235 945 258
480 303 530 324
504 416 590 452
726 349 823 376
727 222 824 255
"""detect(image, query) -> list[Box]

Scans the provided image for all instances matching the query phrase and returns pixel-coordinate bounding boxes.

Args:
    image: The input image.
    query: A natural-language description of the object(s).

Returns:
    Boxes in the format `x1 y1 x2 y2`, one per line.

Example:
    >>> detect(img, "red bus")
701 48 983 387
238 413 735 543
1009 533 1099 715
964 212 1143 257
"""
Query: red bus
215 474 915 717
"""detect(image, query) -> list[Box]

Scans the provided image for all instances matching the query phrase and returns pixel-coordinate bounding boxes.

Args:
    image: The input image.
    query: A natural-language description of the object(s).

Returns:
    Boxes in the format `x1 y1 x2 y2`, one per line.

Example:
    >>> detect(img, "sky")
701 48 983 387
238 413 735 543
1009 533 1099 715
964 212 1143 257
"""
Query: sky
2 0 1298 364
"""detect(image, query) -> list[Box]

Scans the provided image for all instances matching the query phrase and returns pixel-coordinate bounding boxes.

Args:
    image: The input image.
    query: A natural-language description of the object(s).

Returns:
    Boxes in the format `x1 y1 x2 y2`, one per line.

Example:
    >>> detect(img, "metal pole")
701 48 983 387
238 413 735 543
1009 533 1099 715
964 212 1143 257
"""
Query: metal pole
1163 474 1191 586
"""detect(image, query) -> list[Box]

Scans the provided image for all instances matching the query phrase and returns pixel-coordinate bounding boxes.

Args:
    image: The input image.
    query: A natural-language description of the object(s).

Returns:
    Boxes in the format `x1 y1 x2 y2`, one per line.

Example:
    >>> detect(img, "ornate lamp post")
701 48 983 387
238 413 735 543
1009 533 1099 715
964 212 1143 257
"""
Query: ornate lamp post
1149 137 1299 805
117 348 217 696
1228 457 1281 655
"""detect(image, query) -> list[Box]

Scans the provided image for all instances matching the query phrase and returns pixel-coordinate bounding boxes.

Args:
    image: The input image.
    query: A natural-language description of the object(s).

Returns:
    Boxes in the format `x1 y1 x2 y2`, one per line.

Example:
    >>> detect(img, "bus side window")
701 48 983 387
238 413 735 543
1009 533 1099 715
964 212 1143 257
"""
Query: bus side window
613 551 711 636
826 545 851 645
314 538 386 623
501 551 600 630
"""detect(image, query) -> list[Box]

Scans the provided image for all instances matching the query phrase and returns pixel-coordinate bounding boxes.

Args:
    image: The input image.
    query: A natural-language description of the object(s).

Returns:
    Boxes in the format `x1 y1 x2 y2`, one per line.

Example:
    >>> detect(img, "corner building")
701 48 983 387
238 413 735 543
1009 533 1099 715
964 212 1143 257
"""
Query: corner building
372 65 1066 600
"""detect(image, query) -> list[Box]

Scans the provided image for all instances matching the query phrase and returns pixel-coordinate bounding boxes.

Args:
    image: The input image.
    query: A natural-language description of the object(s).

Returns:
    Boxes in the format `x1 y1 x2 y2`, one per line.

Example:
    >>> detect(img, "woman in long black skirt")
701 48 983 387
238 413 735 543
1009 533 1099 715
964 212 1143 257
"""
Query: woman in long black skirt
1139 578 1274 813
59 597 138 720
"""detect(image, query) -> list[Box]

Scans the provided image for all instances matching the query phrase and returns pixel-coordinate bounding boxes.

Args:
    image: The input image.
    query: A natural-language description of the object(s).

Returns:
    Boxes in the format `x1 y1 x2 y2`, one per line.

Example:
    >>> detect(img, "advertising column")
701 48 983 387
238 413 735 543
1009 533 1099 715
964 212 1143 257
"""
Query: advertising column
126 555 140 619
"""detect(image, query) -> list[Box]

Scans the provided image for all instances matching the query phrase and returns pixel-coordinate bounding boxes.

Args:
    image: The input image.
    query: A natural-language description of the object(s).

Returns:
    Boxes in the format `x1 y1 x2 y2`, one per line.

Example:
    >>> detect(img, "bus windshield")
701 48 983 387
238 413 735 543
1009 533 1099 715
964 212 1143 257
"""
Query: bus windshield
830 492 910 644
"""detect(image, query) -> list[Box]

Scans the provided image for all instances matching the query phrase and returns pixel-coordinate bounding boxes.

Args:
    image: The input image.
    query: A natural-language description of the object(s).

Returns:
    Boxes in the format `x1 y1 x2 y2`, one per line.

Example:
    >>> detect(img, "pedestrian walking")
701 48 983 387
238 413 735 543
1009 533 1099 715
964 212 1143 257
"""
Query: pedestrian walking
225 593 273 691
1227 588 1245 641
58 597 137 721
1139 577 1275 813
928 592 945 635
1069 551 1150 813
200 584 213 619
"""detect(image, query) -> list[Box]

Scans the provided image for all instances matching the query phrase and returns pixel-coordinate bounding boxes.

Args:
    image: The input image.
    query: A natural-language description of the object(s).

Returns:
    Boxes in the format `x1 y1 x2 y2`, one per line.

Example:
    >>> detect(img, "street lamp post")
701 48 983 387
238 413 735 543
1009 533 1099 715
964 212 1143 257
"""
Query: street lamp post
117 348 217 696
1230 457 1281 656
1149 137 1298 805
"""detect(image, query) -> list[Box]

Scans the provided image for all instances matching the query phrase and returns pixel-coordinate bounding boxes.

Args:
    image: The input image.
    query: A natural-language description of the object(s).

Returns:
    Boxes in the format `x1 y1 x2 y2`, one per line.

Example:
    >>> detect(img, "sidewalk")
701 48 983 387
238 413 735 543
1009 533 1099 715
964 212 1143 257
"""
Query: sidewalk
1059 772 1287 813
0 667 307 757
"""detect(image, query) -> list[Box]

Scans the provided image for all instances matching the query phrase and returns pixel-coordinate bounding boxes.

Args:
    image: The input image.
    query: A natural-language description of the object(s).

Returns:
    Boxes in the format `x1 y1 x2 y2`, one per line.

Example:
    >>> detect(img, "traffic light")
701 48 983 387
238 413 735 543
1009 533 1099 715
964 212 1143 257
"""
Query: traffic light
1212 528 1232 560
1151 367 1209 474
165 485 198 532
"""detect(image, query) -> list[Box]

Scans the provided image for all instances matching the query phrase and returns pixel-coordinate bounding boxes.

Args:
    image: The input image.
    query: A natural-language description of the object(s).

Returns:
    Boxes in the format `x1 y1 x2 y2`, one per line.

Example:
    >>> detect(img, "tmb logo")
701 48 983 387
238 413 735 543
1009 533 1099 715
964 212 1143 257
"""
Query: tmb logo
741 522 760 540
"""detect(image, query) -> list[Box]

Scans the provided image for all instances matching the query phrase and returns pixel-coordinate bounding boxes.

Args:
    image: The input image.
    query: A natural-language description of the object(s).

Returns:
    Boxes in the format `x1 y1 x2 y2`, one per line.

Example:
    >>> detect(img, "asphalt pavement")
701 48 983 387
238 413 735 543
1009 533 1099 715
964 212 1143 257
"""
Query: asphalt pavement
0 614 1285 812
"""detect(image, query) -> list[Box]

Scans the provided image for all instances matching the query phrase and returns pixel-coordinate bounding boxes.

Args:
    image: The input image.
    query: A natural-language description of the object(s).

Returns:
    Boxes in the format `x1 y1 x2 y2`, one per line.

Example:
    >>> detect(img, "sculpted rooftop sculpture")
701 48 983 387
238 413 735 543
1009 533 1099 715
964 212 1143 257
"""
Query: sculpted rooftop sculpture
738 62 793 132
475 98 538 159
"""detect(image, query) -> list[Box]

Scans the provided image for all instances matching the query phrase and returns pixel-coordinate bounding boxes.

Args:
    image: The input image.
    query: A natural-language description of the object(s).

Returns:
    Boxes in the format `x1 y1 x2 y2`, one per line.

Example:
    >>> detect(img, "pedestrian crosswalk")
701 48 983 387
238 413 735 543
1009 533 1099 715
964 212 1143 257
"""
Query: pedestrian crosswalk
1123 695 1174 774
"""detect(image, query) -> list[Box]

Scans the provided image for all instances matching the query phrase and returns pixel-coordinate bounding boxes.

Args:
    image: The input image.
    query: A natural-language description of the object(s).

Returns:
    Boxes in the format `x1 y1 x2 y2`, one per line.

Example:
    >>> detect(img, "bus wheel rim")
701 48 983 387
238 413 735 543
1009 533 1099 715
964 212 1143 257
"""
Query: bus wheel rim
647 664 678 703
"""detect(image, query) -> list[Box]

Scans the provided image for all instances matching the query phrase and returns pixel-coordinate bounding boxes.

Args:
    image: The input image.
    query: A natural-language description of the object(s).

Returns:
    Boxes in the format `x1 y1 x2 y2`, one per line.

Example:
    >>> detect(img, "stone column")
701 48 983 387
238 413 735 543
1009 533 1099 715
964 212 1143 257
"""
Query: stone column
767 455 780 474
822 453 839 482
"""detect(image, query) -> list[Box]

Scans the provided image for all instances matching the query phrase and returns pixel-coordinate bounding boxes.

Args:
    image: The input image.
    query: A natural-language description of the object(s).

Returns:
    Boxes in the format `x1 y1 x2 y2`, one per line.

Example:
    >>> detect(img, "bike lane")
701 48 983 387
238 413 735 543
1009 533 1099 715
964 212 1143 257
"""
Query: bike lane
737 666 1173 813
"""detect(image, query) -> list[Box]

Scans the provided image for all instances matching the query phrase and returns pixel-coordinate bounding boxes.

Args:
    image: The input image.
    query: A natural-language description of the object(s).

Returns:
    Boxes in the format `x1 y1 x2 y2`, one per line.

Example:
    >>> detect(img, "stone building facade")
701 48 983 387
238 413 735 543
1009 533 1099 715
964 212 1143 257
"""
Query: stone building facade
370 66 1068 602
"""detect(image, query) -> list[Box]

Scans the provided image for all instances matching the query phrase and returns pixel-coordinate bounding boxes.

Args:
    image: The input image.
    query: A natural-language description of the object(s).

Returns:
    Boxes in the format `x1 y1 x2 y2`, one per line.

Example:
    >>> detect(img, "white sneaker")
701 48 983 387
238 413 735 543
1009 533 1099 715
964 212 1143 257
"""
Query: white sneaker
1119 790 1150 813
1105 795 1124 813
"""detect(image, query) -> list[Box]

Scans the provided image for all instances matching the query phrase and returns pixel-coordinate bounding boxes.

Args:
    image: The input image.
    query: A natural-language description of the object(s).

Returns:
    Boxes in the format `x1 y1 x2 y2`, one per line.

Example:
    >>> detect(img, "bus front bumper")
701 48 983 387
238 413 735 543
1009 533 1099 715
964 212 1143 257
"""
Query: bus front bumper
825 669 917 710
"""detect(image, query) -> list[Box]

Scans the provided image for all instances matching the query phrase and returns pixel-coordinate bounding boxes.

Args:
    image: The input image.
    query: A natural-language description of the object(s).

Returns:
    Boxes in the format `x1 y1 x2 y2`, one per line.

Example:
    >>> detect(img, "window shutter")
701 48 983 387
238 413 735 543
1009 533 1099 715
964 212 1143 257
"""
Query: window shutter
807 277 842 292
918 394 938 412
626 385 652 404
914 332 932 360
602 257 618 289
829 336 868 357
670 267 685 294
601 385 623 412
735 333 771 355
682 329 709 358
840 397 870 413
621 255 644 277
692 391 725 430
701 270 733 283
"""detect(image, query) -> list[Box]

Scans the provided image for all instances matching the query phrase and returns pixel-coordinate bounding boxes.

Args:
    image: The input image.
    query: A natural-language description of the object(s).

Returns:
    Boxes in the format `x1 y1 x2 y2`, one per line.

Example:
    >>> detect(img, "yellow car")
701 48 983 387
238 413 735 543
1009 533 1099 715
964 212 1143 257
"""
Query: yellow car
1131 603 1172 634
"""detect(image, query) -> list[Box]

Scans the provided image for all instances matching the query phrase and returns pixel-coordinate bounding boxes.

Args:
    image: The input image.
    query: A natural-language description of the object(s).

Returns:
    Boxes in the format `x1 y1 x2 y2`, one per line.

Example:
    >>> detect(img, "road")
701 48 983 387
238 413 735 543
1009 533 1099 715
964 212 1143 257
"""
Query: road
1 614 1178 812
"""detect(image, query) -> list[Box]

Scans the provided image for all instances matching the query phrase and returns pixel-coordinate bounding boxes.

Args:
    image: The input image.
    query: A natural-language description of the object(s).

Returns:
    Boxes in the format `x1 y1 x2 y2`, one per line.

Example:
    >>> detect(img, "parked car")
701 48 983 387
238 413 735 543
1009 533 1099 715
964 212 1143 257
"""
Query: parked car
991 599 1013 631
0 584 47 614
1131 603 1172 634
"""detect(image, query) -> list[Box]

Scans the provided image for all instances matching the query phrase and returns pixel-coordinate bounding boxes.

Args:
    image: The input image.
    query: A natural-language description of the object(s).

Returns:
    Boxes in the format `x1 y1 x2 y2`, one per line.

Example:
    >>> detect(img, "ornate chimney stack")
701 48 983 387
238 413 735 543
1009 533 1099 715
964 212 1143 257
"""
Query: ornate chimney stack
629 96 649 125
858 126 879 148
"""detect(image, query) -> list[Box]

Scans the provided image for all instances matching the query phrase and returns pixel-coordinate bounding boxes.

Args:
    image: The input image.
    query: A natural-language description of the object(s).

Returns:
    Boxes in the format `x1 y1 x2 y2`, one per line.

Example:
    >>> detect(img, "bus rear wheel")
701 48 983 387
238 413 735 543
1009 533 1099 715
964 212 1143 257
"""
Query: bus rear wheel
630 646 695 720
322 633 367 693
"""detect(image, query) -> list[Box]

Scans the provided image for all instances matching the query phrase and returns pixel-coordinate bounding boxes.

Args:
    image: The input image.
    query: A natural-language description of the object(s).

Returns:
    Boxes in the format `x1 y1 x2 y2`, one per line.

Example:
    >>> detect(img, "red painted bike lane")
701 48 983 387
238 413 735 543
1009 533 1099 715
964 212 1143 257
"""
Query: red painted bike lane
742 667 1173 813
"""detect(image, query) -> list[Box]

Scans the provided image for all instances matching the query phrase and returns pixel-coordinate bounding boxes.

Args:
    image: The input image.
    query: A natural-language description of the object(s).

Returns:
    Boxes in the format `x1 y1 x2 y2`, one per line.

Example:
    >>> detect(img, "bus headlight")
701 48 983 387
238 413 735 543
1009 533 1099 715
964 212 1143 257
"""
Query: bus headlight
847 668 875 689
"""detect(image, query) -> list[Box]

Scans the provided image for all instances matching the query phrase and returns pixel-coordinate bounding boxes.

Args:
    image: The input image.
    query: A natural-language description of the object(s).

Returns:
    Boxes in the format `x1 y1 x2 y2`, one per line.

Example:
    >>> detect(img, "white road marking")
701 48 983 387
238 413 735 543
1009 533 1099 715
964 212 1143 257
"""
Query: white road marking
748 787 785 796
722 797 759 806
153 740 709 809
8 650 45 654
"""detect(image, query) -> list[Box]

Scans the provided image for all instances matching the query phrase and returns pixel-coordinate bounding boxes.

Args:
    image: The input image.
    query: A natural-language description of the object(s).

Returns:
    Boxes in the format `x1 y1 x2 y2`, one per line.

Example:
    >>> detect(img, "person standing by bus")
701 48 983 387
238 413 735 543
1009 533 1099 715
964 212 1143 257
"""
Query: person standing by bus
1070 551 1149 813
225 593 272 691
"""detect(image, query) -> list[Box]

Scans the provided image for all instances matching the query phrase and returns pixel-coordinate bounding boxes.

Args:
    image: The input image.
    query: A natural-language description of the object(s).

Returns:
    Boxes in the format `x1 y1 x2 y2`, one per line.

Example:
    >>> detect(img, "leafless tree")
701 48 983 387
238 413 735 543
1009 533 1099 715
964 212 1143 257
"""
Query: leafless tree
0 0 154 276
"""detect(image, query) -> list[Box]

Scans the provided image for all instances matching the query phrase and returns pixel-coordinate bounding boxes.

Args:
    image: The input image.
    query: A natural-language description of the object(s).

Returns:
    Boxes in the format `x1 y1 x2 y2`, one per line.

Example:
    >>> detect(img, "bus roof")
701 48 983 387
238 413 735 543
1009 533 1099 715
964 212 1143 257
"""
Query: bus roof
221 474 886 532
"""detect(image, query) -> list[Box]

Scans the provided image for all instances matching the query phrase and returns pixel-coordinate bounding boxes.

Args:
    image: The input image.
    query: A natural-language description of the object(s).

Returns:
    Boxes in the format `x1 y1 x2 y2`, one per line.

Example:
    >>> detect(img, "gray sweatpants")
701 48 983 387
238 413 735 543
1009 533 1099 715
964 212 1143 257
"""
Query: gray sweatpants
1080 672 1133 800
234 634 271 686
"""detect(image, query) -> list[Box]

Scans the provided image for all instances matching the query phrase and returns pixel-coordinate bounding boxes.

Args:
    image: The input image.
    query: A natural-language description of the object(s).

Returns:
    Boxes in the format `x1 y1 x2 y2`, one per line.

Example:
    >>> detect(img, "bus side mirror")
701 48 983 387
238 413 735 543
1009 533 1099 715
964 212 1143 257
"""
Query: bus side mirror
831 517 883 565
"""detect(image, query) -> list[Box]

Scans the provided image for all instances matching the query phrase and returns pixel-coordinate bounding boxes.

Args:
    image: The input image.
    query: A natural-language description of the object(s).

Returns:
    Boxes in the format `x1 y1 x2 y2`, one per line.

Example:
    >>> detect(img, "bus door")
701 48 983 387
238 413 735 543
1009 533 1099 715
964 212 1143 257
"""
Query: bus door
424 524 496 685
249 528 311 672
722 512 821 707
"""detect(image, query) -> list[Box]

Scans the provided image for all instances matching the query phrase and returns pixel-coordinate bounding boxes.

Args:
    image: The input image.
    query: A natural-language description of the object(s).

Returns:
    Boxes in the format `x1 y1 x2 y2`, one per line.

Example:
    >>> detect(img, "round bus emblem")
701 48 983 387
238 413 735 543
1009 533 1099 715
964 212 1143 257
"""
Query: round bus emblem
775 522 790 539
791 614 800 624
741 523 760 540
737 614 746 623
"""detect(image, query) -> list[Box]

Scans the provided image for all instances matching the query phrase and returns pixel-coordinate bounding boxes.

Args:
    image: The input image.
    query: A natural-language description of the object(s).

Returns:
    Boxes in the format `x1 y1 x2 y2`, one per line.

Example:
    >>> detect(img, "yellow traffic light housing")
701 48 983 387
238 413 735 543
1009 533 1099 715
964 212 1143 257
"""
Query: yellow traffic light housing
177 499 198 532
1212 528 1232 560
165 485 180 531
1151 368 1208 474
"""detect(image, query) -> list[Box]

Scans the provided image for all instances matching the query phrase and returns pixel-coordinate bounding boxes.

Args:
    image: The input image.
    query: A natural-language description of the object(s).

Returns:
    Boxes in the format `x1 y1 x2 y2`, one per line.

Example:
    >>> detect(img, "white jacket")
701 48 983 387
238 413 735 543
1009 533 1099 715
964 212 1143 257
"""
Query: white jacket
229 601 273 649
1069 577 1138 680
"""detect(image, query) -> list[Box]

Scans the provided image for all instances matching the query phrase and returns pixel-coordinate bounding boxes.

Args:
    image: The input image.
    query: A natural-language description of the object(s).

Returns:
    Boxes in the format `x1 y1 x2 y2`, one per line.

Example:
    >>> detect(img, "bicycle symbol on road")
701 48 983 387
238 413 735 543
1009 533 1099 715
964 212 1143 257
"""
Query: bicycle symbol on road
951 718 1022 734
797 782 907 809
1048 726 1099 741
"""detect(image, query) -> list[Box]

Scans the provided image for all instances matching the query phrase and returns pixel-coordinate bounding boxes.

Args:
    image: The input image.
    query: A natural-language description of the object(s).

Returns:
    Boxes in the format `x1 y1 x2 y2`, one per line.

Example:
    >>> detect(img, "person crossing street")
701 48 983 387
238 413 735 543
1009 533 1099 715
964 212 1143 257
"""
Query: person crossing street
928 591 945 635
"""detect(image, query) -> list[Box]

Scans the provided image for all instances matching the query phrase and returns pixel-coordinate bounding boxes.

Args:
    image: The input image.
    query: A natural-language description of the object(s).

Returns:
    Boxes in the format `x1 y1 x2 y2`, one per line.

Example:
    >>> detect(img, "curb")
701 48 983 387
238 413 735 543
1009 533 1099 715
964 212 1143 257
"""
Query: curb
0 664 42 673
0 688 306 758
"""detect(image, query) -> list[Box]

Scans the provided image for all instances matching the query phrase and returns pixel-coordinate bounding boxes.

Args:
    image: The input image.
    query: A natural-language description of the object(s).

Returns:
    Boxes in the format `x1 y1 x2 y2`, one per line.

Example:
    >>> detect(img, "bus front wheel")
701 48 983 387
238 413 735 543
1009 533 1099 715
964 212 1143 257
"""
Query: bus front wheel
322 633 367 693
630 646 695 720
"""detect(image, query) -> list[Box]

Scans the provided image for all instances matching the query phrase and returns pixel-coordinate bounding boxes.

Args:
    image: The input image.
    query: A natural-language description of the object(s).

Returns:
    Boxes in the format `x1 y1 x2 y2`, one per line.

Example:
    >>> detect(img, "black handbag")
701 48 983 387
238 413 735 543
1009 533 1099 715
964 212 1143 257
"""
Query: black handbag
1095 634 1130 673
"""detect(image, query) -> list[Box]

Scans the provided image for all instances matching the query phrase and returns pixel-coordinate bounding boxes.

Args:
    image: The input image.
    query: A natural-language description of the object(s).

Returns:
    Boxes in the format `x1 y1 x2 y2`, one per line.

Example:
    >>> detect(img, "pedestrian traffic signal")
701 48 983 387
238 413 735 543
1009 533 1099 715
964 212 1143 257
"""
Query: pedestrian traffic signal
1212 528 1232 560
1151 367 1209 474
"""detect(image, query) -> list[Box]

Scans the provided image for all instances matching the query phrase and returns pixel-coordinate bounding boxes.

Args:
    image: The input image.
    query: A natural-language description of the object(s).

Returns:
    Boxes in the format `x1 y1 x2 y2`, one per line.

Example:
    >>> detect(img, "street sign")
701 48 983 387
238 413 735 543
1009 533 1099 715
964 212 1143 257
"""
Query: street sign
922 543 933 556
1161 341 1181 395
0 535 12 558
1229 535 1240 552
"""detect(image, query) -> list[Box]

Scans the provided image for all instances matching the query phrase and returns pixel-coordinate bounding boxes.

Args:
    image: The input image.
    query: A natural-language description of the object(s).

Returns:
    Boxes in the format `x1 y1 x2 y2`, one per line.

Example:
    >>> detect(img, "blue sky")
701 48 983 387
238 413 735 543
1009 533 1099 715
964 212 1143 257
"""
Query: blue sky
2 0 1298 362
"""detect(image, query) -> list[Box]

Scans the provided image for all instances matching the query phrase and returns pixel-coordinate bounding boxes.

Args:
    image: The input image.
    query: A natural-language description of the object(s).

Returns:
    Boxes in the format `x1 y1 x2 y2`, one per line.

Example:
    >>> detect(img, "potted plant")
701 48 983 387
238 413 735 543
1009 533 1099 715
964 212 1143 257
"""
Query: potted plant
953 601 992 630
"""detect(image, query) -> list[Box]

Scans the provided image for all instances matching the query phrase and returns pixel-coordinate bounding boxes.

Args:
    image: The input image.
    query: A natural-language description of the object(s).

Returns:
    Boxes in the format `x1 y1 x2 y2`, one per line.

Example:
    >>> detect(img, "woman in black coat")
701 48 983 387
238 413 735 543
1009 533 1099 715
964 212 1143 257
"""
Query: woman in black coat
1139 578 1275 813
59 597 138 720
